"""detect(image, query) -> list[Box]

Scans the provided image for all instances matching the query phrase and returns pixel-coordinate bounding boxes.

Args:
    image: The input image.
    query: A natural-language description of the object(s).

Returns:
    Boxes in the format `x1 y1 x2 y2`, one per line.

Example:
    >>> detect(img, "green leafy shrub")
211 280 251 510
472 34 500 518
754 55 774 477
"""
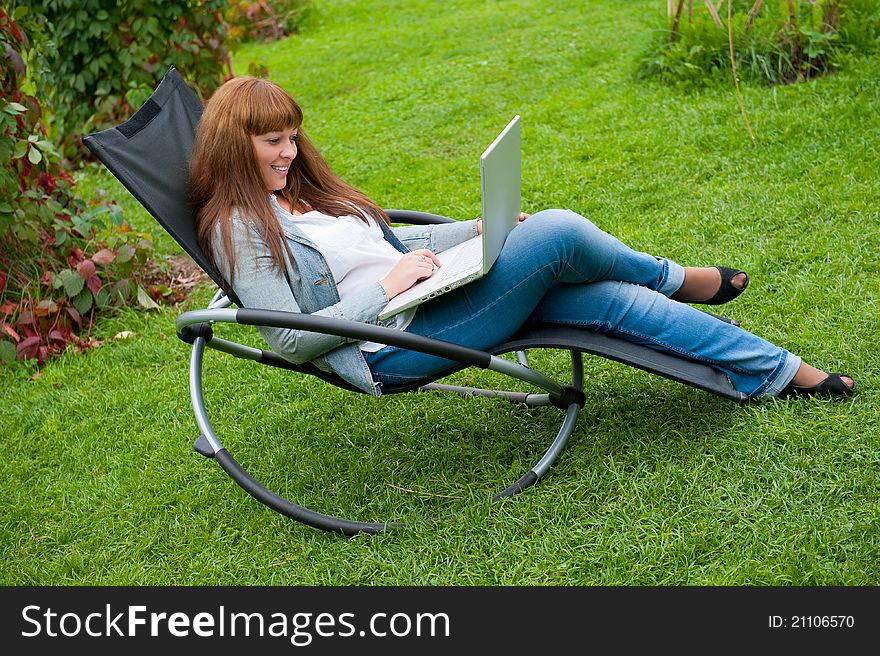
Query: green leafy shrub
29 0 234 162
0 5 173 366
639 0 880 87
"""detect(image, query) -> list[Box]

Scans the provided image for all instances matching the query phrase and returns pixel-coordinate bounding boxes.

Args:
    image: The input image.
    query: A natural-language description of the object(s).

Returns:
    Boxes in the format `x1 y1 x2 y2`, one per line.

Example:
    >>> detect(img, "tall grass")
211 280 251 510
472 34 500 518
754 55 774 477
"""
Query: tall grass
643 0 880 87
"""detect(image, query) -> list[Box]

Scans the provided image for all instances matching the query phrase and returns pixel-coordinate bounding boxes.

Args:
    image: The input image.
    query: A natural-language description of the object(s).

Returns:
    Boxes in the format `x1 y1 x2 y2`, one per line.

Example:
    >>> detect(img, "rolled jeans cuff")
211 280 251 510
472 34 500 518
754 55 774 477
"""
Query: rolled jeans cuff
753 351 802 399
656 257 686 297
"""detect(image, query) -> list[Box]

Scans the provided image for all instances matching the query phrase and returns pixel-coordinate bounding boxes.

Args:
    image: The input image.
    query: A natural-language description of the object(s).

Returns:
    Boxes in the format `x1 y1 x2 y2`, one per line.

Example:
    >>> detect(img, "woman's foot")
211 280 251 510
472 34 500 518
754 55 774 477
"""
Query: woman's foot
673 267 749 305
779 363 855 399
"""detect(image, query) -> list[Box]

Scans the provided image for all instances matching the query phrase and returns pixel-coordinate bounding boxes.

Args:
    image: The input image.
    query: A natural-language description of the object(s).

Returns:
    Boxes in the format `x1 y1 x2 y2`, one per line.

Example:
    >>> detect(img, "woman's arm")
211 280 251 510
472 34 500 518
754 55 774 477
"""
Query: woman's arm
392 218 480 253
217 219 389 365
393 214 528 252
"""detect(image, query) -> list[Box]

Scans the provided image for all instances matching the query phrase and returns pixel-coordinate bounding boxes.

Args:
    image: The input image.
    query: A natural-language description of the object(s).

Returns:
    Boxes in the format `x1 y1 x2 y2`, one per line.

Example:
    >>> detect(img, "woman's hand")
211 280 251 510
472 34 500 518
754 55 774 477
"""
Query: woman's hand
476 212 529 235
379 249 441 299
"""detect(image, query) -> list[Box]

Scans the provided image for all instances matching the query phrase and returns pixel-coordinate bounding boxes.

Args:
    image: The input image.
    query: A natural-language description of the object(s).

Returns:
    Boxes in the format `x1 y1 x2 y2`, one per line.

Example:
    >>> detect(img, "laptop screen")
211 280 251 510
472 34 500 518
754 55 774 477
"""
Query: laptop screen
479 115 521 273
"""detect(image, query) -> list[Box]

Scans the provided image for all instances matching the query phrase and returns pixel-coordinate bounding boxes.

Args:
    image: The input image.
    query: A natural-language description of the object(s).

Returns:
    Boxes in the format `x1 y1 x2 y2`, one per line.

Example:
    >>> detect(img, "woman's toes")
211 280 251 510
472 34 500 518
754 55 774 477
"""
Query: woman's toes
730 271 748 290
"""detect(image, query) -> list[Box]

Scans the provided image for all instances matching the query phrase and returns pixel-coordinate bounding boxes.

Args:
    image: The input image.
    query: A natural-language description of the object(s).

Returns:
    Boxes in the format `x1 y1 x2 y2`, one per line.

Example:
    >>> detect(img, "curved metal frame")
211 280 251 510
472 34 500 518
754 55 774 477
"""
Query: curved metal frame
179 300 584 536
172 209 744 534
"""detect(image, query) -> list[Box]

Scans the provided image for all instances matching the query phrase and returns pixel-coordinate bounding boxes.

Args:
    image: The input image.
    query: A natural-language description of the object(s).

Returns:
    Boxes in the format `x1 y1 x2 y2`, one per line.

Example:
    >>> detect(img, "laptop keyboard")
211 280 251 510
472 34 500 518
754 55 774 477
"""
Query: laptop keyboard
435 240 482 282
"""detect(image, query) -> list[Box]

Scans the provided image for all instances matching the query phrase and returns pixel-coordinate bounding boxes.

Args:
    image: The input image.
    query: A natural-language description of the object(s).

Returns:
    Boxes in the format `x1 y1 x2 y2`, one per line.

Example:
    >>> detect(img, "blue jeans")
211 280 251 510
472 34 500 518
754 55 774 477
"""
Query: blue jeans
365 209 801 399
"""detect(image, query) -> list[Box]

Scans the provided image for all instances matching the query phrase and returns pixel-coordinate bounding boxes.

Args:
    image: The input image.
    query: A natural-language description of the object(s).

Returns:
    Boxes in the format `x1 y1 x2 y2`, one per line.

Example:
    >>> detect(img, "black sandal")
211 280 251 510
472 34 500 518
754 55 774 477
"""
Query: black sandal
672 267 750 305
702 267 749 305
779 373 855 399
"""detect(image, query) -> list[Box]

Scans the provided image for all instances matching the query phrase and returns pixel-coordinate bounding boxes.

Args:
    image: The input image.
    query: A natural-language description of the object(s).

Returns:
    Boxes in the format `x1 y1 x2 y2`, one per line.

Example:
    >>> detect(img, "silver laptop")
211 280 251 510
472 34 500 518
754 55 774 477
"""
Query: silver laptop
378 115 521 320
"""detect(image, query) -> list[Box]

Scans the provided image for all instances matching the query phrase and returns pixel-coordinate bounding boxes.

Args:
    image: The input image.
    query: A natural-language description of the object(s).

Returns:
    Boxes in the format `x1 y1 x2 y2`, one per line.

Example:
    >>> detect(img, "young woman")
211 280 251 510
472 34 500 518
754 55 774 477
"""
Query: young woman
188 76 854 401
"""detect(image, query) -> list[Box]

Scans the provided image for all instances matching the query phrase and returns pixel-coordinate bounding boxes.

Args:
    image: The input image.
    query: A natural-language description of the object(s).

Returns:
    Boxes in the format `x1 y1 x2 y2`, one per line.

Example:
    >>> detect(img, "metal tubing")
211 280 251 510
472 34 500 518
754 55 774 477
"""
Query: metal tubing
418 383 532 404
188 333 397 535
571 350 584 389
213 450 394 536
531 403 581 478
205 337 265 362
177 308 238 329
385 209 455 225
518 351 584 479
208 288 232 309
178 308 494 370
488 355 566 396
188 336 223 454
181 308 584 534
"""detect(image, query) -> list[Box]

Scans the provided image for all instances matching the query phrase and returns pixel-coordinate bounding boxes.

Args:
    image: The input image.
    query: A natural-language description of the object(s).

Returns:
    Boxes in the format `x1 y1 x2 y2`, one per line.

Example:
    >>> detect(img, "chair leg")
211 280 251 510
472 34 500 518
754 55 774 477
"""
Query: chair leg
492 350 584 500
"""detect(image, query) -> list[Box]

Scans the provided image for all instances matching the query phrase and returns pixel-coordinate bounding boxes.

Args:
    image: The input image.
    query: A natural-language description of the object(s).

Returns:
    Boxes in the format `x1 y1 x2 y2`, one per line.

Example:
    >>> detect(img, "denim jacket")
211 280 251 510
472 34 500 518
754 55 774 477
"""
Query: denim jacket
214 200 479 396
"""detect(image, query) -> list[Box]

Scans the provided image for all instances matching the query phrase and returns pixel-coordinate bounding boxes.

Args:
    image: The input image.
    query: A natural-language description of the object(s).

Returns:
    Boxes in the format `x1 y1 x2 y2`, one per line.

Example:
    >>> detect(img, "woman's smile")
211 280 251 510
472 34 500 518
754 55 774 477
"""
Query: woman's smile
251 127 298 191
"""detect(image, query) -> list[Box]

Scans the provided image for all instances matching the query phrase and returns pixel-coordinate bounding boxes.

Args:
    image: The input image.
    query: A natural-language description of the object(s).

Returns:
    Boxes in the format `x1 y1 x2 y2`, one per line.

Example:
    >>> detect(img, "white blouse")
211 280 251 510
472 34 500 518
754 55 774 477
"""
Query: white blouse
275 203 416 352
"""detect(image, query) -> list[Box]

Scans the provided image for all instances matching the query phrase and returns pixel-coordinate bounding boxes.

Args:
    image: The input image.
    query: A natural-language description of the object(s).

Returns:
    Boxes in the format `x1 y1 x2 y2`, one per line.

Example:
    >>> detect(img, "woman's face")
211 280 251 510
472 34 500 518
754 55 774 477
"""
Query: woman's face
251 127 298 191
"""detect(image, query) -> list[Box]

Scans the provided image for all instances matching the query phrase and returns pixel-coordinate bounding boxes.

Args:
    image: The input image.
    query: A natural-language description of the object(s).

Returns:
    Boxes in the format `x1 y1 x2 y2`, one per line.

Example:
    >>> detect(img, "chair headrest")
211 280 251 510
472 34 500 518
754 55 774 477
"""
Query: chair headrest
83 66 228 293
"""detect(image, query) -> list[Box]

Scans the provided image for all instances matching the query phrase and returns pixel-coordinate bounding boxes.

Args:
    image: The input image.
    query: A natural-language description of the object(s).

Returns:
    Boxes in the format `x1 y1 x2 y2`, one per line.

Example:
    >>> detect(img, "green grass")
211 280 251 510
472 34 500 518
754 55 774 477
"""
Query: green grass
2 0 878 585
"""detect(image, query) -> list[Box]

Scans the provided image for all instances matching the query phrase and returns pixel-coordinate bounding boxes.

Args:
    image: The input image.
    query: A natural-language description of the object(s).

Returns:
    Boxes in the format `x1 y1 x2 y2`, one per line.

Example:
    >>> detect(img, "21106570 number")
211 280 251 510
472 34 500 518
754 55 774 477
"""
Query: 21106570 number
768 615 854 629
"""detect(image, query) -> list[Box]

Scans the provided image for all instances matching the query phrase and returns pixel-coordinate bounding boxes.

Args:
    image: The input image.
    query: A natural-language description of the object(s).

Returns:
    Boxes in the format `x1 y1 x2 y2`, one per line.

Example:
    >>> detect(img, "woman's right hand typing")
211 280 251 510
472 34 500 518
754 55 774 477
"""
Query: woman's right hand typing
379 248 441 299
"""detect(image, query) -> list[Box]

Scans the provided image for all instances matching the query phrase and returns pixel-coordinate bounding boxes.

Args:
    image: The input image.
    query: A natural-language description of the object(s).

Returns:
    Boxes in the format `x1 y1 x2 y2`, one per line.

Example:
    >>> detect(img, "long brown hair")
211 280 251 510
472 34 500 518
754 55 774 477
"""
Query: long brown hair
188 76 388 287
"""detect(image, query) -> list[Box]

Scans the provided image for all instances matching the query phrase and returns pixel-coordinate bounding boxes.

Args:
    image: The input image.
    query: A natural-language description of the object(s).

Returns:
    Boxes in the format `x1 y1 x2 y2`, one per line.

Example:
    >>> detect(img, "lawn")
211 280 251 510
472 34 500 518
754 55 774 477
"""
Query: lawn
1 0 878 585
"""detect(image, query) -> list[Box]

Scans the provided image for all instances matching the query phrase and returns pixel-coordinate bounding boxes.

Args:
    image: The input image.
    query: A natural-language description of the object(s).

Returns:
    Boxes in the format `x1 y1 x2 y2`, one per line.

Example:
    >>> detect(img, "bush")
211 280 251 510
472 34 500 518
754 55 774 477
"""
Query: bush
0 5 169 365
639 0 880 87
1 1 310 366
29 0 234 162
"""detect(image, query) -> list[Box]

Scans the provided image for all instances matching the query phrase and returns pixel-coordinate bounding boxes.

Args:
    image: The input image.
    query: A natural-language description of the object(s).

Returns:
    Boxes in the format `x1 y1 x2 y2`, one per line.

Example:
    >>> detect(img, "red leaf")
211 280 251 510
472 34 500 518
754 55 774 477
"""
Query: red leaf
86 274 103 295
19 324 37 338
0 300 16 316
38 172 56 194
47 329 67 343
92 248 116 264
67 248 85 268
16 309 35 325
91 249 116 265
0 272 7 293
17 336 42 359
1 324 21 343
66 305 82 329
78 259 97 278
